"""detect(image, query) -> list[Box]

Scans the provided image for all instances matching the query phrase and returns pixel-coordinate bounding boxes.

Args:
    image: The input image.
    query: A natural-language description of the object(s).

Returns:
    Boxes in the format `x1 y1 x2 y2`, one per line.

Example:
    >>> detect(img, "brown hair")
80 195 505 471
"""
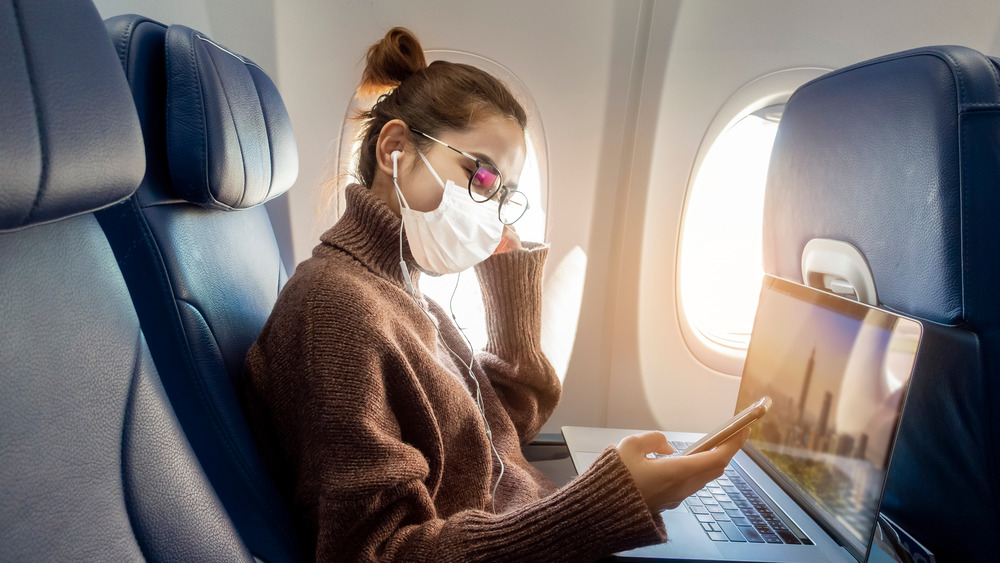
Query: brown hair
354 27 528 188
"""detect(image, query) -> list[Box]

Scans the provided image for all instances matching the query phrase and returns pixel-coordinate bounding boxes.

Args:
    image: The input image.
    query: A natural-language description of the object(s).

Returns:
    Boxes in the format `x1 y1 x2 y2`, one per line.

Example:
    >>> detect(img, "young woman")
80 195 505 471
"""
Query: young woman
240 27 747 562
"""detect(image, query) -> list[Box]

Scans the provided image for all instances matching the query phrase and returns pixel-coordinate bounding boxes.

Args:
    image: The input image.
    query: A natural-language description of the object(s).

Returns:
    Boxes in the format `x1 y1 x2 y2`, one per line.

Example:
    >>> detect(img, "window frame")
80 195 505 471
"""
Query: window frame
675 68 832 376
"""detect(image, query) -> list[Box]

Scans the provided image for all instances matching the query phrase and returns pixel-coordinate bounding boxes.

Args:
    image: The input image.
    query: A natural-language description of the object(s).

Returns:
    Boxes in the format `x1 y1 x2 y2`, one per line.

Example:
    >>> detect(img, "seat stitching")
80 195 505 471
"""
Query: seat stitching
249 69 275 203
120 330 149 560
198 36 251 209
959 113 968 325
195 34 266 73
172 297 277 512
115 17 137 72
12 0 50 227
167 30 210 207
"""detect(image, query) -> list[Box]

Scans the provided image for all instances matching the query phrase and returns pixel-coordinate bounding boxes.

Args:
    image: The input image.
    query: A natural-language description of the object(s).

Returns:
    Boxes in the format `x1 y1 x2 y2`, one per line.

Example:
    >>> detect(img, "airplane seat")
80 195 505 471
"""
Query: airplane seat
96 14 303 562
0 0 253 560
762 45 1000 560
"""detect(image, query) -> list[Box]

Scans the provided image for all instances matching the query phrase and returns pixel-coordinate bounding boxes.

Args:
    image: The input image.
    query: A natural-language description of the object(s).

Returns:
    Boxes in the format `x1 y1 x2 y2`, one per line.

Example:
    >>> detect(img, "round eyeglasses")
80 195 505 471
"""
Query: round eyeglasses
411 128 530 225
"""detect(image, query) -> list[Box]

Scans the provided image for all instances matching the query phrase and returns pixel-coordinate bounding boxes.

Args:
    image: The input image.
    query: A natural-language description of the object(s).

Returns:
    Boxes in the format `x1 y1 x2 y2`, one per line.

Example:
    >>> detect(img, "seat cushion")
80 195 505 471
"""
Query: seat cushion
99 14 303 562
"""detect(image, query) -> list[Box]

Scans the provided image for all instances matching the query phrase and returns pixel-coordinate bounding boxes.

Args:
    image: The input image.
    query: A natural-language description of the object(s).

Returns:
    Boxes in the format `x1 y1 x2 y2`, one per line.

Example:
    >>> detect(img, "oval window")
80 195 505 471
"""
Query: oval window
675 68 830 375
678 105 781 350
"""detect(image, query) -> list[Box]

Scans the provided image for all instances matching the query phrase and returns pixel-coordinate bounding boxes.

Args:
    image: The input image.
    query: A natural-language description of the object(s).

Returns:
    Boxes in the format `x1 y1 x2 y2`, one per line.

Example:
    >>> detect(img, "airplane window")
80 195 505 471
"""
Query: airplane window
678 105 781 353
336 50 548 352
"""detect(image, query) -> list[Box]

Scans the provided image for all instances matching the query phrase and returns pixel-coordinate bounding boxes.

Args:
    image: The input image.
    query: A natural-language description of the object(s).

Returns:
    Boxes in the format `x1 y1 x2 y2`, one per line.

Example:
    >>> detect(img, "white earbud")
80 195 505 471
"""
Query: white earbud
391 149 413 295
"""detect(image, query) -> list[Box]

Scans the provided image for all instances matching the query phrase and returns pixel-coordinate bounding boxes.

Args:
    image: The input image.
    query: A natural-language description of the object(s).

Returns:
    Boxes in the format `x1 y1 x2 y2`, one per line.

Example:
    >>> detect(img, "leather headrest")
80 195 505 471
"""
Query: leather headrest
0 0 144 231
164 24 298 210
763 45 1000 325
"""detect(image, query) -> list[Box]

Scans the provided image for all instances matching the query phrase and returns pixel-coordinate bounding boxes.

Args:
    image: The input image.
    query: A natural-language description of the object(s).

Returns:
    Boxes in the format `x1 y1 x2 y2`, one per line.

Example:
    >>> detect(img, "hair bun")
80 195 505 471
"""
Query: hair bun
358 27 427 98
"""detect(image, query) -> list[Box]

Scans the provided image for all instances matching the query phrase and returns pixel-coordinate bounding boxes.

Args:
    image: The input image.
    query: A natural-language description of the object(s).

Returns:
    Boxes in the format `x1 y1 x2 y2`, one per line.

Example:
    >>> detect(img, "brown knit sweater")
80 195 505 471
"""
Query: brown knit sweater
240 184 666 561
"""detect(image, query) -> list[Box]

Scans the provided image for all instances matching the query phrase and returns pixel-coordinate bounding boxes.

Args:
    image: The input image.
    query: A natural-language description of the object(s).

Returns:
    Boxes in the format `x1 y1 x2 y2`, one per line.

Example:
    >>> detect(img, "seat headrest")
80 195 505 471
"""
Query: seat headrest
763 45 1000 325
164 24 298 210
0 0 144 231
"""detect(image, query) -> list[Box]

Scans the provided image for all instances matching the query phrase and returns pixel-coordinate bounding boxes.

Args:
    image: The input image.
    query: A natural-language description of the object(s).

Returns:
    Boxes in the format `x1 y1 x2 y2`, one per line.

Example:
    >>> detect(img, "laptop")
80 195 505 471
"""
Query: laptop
562 275 922 562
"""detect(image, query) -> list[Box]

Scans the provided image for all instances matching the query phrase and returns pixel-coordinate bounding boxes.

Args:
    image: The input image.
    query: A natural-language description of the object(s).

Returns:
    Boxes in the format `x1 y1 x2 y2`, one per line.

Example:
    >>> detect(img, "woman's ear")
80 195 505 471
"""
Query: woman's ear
375 119 409 179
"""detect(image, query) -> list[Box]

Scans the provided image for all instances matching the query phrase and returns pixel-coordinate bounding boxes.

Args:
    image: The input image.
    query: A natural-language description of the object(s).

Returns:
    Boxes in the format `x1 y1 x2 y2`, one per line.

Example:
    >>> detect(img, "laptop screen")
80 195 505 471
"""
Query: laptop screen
735 275 921 555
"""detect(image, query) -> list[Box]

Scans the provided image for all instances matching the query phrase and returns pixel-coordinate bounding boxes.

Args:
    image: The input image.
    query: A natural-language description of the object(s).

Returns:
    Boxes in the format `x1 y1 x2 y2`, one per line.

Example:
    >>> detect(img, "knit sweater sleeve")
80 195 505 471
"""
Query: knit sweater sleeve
387 447 668 562
472 243 560 443
283 265 665 562
318 436 666 562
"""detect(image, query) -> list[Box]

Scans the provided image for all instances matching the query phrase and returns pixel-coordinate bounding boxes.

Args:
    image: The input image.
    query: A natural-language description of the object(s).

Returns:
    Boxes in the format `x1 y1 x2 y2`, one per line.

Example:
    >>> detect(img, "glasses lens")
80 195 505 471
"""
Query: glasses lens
499 189 529 225
469 164 502 202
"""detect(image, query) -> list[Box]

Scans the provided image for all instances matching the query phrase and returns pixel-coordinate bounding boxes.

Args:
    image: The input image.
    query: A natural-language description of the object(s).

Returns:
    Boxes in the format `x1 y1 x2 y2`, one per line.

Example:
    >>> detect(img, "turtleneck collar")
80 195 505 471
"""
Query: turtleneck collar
321 184 423 291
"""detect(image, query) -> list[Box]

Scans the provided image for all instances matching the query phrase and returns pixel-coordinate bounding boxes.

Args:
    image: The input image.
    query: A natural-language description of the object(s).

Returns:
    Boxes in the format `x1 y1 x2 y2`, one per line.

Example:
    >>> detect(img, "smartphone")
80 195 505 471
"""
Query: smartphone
681 396 771 456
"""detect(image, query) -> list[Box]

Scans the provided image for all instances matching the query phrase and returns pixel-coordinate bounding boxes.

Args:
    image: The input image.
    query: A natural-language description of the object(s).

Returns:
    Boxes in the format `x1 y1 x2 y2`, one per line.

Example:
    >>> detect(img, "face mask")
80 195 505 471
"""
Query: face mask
393 148 504 276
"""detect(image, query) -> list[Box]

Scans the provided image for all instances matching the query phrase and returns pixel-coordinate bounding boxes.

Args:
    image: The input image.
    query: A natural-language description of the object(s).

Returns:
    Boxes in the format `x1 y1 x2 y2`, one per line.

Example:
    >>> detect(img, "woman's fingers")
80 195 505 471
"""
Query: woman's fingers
494 225 523 254
618 431 675 456
619 427 751 512
656 427 750 477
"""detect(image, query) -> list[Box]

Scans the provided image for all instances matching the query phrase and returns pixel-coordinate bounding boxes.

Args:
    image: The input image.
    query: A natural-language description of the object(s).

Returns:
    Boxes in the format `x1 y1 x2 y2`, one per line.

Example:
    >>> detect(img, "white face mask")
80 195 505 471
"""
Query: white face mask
393 148 504 276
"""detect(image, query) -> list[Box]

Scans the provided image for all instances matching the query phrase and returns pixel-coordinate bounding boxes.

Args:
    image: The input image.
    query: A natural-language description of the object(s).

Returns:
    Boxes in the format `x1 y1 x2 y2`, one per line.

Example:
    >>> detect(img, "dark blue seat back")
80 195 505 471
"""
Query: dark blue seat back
97 14 302 562
763 45 1000 560
0 1 251 560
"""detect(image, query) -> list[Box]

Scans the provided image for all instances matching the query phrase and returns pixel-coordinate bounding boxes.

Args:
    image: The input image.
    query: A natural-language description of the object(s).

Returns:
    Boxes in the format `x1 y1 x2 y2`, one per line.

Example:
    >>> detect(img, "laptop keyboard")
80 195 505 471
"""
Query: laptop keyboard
672 441 811 545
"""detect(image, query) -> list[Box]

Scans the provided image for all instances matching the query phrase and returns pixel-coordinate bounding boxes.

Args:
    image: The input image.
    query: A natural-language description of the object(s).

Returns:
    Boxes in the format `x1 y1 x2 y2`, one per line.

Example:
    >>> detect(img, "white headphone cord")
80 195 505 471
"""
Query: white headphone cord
407 274 506 514
393 171 504 513
449 271 505 514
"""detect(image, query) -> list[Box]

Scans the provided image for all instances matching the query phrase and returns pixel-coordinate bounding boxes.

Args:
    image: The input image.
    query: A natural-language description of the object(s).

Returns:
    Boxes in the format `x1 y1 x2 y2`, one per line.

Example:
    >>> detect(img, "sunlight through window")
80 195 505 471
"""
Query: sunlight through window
679 106 781 350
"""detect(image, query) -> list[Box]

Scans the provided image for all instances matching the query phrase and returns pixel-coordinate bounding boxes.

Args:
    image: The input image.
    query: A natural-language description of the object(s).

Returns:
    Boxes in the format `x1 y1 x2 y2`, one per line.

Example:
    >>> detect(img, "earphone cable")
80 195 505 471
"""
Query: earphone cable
394 172 504 513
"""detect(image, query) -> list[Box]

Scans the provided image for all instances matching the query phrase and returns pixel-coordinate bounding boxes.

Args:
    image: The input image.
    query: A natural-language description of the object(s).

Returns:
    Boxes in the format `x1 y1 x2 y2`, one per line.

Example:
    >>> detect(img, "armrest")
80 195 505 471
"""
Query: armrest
522 434 575 487
526 432 566 447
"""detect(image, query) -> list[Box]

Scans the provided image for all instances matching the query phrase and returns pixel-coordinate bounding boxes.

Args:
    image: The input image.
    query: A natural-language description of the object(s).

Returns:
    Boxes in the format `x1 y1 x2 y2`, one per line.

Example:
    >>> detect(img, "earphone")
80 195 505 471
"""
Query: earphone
391 150 415 294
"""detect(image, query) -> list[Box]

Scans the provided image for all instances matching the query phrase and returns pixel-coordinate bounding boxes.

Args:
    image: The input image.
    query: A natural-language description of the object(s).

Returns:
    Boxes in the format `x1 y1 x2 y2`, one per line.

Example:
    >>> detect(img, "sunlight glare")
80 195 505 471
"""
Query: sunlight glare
679 112 779 348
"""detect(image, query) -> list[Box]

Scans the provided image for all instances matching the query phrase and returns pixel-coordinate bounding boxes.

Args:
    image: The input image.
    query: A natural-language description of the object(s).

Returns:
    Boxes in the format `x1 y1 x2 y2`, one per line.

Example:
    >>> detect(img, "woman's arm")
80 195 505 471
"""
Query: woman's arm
264 272 662 562
472 242 560 444
313 444 665 562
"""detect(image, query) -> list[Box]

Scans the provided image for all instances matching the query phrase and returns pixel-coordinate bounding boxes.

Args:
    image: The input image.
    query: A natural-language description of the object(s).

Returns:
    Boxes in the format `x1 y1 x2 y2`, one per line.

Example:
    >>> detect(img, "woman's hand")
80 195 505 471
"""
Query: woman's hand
617 428 750 512
493 225 523 254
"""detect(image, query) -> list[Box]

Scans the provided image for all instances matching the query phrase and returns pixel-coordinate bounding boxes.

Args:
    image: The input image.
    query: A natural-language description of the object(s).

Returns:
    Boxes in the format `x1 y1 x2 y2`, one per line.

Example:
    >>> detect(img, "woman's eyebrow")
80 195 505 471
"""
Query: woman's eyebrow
467 149 519 189
468 151 498 168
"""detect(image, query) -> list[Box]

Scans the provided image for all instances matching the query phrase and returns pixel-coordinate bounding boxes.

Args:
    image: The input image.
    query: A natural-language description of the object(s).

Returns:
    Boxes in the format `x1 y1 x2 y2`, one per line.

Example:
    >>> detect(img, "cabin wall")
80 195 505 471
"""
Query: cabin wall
92 0 1000 435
